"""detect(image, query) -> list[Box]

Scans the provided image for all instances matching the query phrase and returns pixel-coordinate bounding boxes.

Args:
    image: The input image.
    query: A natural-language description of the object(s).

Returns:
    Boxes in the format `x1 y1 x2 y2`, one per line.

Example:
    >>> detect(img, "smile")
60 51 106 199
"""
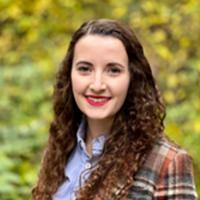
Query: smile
85 95 111 107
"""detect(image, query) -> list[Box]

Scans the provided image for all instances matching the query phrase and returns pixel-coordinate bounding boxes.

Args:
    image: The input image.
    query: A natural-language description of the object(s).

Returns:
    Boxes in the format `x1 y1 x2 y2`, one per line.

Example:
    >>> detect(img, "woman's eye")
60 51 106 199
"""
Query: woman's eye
107 67 121 75
77 66 91 73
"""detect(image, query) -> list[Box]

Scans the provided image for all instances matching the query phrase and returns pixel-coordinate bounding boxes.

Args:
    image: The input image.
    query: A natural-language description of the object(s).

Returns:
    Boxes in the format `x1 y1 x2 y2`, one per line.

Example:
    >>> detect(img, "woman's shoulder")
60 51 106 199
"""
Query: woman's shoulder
129 137 197 199
138 137 192 180
144 137 190 169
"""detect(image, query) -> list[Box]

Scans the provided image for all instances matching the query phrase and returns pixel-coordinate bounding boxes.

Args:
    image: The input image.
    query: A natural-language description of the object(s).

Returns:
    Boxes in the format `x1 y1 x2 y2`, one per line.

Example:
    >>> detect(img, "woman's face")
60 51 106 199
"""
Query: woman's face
71 34 130 122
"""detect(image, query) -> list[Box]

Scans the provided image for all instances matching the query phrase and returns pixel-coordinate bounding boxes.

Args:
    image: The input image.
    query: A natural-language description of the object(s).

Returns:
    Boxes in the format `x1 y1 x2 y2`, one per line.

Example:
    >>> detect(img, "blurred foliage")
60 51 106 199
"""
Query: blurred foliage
0 0 200 199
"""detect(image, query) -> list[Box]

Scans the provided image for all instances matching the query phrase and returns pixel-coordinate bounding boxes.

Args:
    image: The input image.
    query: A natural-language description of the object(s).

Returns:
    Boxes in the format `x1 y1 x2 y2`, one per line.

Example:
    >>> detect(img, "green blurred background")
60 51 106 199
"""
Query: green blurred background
0 0 199 199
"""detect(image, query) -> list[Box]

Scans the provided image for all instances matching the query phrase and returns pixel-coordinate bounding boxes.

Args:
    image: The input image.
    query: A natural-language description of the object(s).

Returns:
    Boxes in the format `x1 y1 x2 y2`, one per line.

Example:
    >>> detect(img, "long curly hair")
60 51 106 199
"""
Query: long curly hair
32 19 165 200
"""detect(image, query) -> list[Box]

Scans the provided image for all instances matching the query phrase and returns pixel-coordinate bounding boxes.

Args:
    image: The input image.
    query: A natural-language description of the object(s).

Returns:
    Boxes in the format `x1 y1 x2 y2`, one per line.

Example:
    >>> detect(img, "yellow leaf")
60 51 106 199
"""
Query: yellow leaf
193 118 200 133
163 91 175 104
167 74 178 88
113 7 127 17
157 45 172 60
165 123 182 141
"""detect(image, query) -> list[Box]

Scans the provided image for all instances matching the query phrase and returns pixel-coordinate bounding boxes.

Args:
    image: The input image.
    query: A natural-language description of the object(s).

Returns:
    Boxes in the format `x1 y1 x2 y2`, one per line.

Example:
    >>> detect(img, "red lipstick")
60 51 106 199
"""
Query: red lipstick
86 95 111 107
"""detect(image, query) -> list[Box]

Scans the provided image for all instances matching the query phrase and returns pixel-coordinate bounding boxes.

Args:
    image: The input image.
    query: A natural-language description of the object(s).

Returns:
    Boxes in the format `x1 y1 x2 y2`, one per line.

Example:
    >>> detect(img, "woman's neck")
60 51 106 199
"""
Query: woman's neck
85 117 113 156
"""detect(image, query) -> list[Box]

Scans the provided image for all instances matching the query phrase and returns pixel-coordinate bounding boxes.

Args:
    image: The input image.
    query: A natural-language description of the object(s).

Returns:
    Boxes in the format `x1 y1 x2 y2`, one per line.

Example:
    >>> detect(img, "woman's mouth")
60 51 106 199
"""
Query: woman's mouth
85 95 111 107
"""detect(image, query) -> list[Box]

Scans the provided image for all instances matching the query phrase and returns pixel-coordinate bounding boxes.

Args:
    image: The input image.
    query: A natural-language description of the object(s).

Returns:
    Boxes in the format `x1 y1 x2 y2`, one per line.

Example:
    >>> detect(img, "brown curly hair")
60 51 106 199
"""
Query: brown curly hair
32 19 165 200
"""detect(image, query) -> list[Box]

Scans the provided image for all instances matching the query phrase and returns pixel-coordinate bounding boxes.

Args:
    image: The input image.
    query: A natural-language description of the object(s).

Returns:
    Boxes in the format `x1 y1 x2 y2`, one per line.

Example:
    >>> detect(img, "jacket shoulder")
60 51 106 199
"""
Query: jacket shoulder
128 138 192 199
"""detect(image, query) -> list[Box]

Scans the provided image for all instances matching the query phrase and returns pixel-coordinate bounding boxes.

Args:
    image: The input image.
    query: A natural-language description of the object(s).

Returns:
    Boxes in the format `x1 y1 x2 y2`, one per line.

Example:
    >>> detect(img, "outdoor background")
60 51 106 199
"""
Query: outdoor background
0 0 200 199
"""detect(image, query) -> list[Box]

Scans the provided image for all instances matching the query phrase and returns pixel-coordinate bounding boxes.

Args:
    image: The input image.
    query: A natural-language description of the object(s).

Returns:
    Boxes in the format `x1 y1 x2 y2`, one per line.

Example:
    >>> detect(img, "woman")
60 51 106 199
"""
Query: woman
32 19 197 200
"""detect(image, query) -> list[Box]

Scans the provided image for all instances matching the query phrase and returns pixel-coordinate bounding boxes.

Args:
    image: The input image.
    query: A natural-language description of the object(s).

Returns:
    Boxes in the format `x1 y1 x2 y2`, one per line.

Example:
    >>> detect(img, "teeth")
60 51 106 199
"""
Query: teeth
88 97 108 102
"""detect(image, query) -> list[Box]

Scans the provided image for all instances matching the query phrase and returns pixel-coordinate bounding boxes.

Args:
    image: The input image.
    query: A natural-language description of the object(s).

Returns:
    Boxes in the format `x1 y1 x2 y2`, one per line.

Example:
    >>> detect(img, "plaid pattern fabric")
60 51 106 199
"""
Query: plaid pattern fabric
128 138 198 199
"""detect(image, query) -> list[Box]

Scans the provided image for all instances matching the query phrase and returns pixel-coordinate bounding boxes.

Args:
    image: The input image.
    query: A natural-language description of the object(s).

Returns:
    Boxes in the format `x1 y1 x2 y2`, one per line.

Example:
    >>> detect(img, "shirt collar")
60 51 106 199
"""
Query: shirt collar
64 121 86 179
76 120 87 153
76 120 107 157
64 120 107 178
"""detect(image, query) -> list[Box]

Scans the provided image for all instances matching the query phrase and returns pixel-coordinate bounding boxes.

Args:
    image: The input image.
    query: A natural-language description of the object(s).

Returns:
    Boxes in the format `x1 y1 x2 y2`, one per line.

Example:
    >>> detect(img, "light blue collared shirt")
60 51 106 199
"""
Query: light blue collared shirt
53 121 106 200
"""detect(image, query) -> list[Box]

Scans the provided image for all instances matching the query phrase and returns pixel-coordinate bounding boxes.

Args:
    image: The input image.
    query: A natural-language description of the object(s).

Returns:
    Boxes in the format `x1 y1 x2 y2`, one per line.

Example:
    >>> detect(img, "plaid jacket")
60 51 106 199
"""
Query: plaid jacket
128 138 198 200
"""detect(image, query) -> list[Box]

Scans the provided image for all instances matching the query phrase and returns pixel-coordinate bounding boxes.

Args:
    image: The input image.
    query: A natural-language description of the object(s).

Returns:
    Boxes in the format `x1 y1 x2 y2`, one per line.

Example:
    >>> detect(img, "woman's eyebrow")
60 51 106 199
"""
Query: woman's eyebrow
74 61 126 69
75 61 93 66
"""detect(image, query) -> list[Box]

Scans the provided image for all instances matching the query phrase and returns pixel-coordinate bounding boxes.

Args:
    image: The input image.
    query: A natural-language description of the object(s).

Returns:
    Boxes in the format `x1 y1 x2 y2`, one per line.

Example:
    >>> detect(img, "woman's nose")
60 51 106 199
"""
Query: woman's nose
89 73 106 92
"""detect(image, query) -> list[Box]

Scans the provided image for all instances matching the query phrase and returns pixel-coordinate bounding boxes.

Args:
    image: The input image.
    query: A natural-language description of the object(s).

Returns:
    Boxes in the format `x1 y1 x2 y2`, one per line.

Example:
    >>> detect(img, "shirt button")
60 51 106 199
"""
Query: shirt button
85 162 91 169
